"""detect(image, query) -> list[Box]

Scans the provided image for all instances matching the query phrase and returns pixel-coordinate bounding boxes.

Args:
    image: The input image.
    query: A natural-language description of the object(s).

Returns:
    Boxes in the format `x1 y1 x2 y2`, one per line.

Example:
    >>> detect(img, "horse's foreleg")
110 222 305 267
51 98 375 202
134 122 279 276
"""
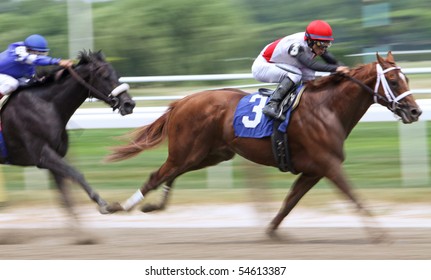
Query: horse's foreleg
51 172 99 244
267 174 321 237
51 173 79 224
38 145 107 207
326 166 389 242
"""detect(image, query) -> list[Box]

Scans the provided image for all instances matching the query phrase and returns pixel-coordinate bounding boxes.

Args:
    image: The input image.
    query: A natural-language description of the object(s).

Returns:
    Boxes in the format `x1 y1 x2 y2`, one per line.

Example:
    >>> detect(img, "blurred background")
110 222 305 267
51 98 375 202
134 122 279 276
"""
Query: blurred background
0 0 430 209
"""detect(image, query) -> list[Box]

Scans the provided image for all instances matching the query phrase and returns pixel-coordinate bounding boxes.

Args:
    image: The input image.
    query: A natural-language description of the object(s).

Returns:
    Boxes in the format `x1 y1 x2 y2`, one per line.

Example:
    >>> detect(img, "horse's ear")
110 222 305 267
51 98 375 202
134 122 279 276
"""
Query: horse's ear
96 50 106 61
376 52 385 65
386 51 395 63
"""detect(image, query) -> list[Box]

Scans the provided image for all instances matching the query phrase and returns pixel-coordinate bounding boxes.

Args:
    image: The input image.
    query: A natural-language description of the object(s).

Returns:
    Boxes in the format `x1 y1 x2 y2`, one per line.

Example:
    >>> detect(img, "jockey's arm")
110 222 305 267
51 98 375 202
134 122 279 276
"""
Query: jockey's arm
15 46 70 67
58 59 74 68
321 51 343 65
296 48 338 72
321 52 349 74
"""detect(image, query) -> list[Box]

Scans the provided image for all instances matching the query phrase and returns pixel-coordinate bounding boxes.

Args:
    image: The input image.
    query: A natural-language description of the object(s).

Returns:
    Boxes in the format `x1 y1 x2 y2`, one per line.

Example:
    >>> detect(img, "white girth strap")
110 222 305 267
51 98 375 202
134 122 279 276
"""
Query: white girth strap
374 64 412 108
111 83 130 97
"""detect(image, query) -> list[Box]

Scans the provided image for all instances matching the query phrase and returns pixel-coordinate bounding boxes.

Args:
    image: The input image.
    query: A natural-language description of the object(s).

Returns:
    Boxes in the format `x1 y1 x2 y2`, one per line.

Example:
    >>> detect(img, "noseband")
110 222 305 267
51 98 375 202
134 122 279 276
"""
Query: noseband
67 65 130 109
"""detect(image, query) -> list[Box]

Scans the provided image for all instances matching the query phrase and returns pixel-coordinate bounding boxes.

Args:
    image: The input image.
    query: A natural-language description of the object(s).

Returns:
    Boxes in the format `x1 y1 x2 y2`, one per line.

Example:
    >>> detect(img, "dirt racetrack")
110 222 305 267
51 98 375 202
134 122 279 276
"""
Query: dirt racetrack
1 227 431 260
1 202 430 260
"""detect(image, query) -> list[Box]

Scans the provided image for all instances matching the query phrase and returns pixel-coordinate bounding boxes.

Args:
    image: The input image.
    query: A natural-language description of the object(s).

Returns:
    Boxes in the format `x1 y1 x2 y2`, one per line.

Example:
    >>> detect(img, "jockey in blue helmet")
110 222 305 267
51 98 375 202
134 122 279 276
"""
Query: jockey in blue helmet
24 34 50 53
0 34 74 98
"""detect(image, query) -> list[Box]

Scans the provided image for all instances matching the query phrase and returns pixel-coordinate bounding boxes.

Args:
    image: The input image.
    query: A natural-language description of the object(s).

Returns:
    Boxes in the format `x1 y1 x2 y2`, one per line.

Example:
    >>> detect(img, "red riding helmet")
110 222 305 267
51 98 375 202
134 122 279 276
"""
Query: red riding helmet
304 20 334 41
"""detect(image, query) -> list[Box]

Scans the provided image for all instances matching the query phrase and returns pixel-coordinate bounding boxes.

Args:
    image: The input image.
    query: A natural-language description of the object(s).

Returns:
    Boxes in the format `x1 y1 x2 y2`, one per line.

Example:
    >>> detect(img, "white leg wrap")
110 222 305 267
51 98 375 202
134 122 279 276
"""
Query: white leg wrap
121 190 144 211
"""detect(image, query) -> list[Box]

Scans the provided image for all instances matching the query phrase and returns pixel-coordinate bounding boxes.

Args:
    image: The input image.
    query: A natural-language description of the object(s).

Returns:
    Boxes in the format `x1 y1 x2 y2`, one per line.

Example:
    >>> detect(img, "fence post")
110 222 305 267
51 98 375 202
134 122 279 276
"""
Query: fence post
399 120 429 187
0 166 7 206
206 161 233 189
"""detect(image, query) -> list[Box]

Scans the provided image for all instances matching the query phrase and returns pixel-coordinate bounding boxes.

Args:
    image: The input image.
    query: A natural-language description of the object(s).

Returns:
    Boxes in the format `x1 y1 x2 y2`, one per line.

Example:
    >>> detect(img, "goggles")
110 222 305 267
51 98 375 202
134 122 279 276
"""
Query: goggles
314 40 332 49
27 48 49 56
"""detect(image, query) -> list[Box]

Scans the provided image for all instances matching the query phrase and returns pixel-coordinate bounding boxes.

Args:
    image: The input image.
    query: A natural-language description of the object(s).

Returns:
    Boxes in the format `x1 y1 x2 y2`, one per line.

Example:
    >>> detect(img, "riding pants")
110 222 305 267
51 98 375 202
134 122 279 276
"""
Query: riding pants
251 55 317 83
0 74 19 96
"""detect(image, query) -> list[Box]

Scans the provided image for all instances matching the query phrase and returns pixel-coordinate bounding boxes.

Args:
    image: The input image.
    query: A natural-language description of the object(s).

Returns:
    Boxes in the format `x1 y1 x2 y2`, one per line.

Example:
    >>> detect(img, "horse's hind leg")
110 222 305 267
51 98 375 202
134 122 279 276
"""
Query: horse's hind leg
267 174 321 238
102 160 185 213
103 148 234 214
140 180 174 213
140 152 234 213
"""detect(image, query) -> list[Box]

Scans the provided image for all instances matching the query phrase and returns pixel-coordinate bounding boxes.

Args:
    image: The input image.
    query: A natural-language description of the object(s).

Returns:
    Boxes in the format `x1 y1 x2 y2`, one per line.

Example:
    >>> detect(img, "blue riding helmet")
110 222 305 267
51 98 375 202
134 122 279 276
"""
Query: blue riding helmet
24 34 49 52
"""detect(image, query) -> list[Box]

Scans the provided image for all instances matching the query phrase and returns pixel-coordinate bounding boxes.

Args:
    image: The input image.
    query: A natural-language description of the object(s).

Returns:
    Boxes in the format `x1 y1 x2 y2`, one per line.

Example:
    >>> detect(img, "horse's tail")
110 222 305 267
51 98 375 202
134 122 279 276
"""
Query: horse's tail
105 108 171 162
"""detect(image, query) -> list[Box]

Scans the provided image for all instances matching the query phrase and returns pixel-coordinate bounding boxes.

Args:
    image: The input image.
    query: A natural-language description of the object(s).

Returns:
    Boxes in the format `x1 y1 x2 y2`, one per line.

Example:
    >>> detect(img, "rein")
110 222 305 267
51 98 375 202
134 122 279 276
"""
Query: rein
66 66 130 107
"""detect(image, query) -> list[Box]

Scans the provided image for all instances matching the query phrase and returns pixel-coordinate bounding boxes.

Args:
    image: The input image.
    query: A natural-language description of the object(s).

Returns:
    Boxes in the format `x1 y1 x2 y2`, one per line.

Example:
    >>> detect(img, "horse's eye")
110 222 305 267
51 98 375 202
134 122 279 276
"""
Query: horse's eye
389 79 398 88
97 68 110 79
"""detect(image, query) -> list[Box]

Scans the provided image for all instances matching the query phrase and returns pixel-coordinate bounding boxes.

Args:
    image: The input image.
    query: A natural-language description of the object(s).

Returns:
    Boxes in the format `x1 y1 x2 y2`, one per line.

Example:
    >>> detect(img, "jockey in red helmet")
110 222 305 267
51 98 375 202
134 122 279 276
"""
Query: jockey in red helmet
252 20 349 120
305 19 334 42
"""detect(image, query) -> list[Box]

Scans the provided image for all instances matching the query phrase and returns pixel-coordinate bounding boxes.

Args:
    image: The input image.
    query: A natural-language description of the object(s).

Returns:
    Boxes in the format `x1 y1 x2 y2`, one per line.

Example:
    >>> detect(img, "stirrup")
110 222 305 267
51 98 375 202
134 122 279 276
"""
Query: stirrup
262 105 279 118
275 110 286 121
263 107 285 121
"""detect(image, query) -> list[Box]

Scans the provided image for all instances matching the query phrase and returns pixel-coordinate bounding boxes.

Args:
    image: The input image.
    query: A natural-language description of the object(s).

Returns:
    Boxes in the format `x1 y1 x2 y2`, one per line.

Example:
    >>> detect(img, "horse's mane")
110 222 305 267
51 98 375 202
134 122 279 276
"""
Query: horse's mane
76 50 106 66
34 50 105 85
305 63 376 90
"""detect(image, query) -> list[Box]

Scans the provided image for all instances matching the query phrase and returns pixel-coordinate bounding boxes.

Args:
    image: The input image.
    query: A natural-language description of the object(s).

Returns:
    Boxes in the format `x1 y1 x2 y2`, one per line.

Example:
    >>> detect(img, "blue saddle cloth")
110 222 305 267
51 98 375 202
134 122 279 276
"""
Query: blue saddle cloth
0 129 8 161
233 92 291 138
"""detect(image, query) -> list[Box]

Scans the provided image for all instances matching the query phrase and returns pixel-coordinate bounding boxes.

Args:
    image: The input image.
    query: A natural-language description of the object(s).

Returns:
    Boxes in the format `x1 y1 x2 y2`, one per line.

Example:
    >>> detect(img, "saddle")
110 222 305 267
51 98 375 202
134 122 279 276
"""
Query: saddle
259 86 305 174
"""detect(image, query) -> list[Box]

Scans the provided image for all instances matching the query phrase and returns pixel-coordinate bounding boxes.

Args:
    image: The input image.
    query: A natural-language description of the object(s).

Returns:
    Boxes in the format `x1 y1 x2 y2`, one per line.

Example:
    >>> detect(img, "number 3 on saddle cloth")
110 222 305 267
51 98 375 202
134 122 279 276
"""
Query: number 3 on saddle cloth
233 85 305 173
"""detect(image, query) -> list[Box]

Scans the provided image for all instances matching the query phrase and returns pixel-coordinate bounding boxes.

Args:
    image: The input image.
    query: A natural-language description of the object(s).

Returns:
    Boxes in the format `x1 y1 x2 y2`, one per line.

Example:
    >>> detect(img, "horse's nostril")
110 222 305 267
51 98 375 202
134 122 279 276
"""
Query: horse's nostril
412 108 422 117
126 101 136 110
122 102 135 114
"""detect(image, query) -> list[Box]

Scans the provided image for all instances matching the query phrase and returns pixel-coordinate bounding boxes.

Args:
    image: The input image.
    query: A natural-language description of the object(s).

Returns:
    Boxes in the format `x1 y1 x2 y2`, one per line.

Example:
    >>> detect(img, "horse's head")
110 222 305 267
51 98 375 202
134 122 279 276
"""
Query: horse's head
374 51 422 123
73 50 135 116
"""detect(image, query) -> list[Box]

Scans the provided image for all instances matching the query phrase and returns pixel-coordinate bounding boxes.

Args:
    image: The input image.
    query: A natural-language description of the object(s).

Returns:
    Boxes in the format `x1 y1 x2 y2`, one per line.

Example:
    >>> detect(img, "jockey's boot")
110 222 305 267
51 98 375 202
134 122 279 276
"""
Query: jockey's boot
262 77 294 120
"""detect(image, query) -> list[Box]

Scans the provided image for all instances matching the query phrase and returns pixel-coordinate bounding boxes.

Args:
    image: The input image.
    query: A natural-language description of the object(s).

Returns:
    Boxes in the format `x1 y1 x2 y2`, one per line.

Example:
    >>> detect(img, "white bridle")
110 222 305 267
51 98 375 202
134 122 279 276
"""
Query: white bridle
374 64 412 110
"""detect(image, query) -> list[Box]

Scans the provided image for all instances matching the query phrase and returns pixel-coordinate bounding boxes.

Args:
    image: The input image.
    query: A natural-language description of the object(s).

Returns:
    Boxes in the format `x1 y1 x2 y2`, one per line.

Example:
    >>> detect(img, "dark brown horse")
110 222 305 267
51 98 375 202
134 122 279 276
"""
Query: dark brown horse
1 51 135 237
101 52 421 239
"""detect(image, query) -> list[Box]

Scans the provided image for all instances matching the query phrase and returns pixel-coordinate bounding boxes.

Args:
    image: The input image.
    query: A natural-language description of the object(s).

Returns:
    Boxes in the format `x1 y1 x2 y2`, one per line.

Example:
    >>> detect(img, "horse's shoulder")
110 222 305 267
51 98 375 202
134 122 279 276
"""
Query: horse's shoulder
305 76 336 91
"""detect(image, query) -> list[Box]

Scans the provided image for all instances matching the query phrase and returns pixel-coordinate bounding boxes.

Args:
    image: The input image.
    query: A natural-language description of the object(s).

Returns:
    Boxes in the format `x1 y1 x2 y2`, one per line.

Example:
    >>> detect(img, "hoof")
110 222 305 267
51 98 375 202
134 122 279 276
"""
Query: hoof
265 227 283 241
98 205 111 215
98 199 108 208
141 203 162 213
368 229 391 244
98 202 123 214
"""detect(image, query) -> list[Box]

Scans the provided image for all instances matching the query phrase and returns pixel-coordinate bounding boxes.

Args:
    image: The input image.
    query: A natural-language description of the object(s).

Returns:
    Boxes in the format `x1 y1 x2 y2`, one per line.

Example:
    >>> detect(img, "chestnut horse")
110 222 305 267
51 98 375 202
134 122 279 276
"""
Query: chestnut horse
101 52 421 239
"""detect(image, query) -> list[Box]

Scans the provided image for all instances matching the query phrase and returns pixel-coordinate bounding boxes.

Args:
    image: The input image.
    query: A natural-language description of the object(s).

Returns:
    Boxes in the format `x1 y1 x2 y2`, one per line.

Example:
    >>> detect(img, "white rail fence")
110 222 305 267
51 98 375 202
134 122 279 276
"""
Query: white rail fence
70 67 431 129
67 99 431 130
119 67 431 94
